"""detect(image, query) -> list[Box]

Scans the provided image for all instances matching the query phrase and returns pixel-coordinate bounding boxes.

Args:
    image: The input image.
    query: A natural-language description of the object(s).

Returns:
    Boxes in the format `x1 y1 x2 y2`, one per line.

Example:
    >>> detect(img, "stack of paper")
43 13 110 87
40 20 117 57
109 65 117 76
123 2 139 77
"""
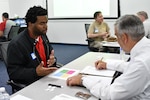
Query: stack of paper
80 66 115 77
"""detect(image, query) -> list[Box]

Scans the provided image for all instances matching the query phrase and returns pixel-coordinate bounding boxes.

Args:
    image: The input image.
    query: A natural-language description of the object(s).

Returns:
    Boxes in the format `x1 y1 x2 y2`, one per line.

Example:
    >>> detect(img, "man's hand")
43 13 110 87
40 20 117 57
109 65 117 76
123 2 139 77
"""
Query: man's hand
66 74 82 86
101 32 109 39
47 50 56 67
95 60 107 70
36 61 58 76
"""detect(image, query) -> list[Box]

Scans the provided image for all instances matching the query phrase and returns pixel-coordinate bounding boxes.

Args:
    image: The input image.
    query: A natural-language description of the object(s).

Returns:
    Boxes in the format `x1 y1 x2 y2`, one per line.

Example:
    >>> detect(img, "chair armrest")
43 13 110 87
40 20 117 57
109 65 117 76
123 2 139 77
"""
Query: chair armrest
86 38 94 42
56 63 64 68
7 80 26 90
51 57 63 68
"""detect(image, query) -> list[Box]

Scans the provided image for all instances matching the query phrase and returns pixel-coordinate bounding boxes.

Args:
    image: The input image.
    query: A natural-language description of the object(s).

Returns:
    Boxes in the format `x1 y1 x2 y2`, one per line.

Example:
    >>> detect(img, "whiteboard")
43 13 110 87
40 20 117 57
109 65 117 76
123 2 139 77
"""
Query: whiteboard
8 0 150 19
48 0 119 19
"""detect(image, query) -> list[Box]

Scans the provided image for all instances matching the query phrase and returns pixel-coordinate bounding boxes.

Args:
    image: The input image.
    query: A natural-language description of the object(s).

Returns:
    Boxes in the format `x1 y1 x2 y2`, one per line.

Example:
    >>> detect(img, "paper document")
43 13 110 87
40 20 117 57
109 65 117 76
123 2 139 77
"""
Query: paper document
51 94 82 100
48 67 79 80
80 66 115 77
11 94 32 100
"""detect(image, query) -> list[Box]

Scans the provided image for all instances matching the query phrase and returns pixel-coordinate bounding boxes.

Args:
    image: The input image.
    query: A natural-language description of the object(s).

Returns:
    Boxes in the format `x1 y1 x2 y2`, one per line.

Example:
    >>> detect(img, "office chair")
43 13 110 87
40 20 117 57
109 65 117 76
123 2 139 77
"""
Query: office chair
18 27 27 33
84 24 99 52
7 25 20 40
0 41 10 65
0 41 26 93
0 26 20 60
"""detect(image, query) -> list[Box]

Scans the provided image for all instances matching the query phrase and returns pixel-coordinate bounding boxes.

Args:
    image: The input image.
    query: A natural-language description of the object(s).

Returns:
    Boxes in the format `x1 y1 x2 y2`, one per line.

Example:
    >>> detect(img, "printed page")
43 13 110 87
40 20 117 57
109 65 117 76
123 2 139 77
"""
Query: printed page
80 66 115 77
48 68 79 80
51 94 82 100
11 94 32 100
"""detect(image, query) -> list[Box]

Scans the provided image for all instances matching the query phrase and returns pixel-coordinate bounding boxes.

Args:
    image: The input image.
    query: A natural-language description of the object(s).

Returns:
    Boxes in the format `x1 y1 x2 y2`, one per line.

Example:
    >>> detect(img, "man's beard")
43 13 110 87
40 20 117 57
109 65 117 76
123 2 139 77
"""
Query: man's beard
34 30 46 36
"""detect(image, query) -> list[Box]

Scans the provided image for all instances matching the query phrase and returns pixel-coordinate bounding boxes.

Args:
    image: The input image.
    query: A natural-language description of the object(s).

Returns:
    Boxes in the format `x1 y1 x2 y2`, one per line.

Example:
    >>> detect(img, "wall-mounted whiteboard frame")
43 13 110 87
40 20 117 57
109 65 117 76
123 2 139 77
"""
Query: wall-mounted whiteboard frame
47 0 120 19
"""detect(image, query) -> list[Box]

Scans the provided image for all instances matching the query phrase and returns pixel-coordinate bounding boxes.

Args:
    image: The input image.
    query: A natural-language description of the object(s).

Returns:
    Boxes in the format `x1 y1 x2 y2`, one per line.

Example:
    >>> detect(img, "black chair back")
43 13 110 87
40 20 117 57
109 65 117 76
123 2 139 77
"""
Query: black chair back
84 24 99 52
0 41 10 65
18 27 27 33
85 24 90 34
0 40 26 93
7 26 20 40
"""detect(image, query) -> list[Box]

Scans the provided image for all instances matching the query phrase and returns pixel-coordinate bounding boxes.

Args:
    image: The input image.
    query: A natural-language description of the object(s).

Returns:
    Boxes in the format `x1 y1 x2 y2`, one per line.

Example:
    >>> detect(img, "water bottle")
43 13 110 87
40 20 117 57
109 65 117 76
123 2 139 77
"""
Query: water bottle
120 47 125 60
0 87 10 100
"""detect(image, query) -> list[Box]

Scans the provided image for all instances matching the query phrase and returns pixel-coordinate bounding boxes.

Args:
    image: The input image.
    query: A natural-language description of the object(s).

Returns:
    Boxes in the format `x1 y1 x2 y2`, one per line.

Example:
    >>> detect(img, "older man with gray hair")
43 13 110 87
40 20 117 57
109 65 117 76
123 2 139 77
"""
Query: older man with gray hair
137 11 150 38
66 15 150 100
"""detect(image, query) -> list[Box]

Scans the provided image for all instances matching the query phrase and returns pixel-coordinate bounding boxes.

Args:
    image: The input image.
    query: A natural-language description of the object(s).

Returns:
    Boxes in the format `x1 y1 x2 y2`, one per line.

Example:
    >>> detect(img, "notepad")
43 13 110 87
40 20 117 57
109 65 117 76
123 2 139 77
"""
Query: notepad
51 94 81 100
48 68 79 80
80 66 115 77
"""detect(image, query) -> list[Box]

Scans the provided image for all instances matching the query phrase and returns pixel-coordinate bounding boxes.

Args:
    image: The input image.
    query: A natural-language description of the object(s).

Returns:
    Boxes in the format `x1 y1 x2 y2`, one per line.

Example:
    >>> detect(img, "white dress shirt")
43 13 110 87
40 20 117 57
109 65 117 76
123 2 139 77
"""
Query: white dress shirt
82 37 150 100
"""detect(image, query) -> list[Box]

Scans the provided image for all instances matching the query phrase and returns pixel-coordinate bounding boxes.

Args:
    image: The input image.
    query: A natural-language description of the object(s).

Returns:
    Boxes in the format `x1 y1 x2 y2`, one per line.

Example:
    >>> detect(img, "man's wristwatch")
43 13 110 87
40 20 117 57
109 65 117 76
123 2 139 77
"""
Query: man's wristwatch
80 76 84 86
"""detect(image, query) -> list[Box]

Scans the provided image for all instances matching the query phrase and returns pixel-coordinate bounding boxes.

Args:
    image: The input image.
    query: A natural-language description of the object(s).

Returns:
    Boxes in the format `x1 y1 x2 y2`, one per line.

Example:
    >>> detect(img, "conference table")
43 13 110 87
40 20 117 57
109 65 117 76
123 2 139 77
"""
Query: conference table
101 41 120 48
10 52 129 100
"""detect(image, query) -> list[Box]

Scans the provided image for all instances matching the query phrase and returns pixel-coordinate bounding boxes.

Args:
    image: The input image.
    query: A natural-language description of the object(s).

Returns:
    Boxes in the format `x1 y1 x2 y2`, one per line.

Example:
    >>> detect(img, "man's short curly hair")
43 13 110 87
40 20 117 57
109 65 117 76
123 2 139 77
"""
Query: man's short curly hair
25 6 47 25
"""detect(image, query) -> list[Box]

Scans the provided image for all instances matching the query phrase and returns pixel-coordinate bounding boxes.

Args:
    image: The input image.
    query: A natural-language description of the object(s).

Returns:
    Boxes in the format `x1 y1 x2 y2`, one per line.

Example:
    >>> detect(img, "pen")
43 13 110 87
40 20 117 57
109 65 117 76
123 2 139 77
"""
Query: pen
48 83 63 88
97 57 104 64
101 57 104 61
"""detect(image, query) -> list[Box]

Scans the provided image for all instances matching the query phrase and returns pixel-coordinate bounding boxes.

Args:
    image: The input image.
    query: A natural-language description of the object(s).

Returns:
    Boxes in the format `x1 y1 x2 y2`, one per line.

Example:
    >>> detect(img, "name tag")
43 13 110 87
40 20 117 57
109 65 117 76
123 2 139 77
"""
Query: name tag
95 29 98 33
31 53 36 60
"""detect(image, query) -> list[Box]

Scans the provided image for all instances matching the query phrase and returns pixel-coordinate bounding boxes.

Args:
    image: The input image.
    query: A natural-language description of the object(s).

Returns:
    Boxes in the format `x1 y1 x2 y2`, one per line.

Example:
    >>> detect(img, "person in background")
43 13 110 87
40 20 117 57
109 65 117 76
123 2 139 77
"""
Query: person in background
137 11 150 38
7 6 58 87
66 15 150 100
87 11 110 51
0 12 16 40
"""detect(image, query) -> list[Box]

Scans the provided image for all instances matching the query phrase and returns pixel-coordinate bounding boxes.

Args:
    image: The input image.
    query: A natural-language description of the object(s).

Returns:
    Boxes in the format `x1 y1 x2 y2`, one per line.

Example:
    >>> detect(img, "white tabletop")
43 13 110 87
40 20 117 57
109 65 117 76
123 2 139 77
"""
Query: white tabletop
10 52 129 100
